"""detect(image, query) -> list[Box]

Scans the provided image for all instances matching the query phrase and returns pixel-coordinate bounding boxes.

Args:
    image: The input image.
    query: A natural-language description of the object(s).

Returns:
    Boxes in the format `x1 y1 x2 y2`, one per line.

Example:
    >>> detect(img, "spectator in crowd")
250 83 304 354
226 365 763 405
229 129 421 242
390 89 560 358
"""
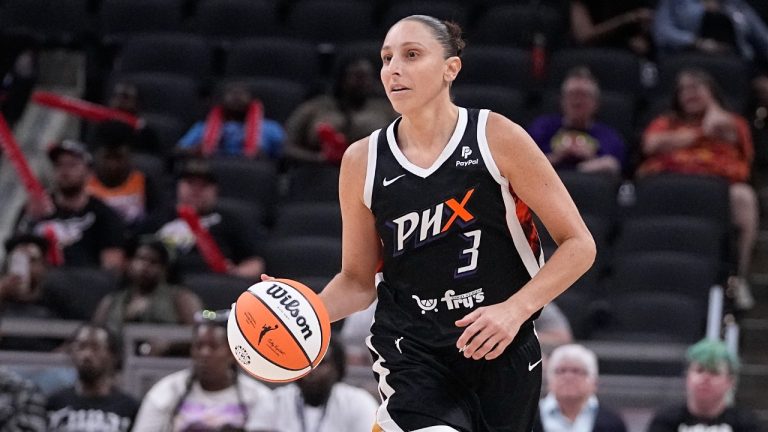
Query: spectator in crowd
0 49 37 126
92 236 200 344
534 344 627 432
528 67 626 175
283 56 396 165
16 139 125 271
273 337 378 432
0 234 51 318
46 324 139 432
155 159 265 278
87 121 162 237
107 80 161 156
638 69 758 310
653 0 768 60
177 81 284 160
132 309 277 432
648 338 761 432
570 0 655 58
0 367 47 431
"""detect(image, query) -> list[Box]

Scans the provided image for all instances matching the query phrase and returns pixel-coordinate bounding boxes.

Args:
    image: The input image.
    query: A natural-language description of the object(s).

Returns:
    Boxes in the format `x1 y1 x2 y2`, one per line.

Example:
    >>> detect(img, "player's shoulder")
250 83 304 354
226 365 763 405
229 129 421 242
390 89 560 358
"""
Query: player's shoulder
484 111 526 139
341 129 381 176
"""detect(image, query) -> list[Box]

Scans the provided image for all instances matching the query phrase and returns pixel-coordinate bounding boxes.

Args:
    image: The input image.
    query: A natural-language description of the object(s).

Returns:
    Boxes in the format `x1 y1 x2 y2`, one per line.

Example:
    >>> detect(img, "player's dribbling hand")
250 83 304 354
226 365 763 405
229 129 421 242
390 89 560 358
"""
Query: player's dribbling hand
455 301 526 360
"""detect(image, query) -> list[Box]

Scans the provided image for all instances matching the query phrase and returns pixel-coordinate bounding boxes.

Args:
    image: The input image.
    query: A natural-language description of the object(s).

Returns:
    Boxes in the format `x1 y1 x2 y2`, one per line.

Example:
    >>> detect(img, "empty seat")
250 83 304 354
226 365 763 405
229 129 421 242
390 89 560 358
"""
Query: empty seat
606 251 718 305
183 273 256 310
547 48 642 96
471 5 563 48
141 113 191 152
116 34 213 80
263 236 341 279
380 1 469 30
272 202 341 239
452 85 526 122
0 0 92 46
42 268 120 320
225 37 321 85
208 158 279 223
283 164 341 202
631 174 730 228
557 171 620 219
287 1 375 44
589 292 705 343
100 0 185 43
195 0 280 42
613 217 723 264
456 46 531 90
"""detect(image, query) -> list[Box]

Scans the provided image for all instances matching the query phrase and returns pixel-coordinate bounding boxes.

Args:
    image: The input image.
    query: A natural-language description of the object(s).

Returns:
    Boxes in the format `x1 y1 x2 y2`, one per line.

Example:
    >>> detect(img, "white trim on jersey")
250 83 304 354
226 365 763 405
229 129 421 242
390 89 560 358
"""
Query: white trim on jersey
367 339 406 432
364 129 381 209
476 109 543 277
386 107 468 178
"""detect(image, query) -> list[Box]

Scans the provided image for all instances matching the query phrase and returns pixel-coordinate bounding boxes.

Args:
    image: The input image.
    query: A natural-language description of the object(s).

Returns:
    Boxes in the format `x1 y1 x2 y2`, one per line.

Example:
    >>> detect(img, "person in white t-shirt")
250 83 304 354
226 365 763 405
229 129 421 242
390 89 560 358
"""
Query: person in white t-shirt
132 309 277 432
273 337 378 432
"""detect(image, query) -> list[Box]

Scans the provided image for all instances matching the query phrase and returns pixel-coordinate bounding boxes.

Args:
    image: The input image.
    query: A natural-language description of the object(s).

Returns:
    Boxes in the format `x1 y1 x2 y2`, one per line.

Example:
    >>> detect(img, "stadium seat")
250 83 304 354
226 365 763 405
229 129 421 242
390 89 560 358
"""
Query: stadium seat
225 37 321 85
194 0 281 43
272 202 342 240
41 268 120 321
283 164 341 202
471 5 563 48
613 217 723 265
557 171 621 220
456 46 532 91
99 0 185 44
0 0 92 46
263 236 342 279
207 158 279 224
287 1 375 44
656 53 750 113
631 174 730 228
451 85 526 123
217 197 267 230
547 48 643 96
182 273 256 310
106 72 201 124
380 1 469 31
140 113 191 153
115 34 213 81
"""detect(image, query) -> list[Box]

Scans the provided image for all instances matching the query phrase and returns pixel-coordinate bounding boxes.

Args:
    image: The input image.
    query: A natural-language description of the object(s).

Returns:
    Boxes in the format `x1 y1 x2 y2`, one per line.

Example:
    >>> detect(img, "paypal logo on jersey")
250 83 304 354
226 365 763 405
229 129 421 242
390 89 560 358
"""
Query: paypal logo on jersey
388 188 476 254
457 145 479 167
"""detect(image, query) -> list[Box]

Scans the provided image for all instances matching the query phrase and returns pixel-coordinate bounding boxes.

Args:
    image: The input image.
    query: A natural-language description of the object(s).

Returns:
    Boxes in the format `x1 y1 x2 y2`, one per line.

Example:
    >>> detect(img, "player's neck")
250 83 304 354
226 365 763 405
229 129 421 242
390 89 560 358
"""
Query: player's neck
399 102 459 153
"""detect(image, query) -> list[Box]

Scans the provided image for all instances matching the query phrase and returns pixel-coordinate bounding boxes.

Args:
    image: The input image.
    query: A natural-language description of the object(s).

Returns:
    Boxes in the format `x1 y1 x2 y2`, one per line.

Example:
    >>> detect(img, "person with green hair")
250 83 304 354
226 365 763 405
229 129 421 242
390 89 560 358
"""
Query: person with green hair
648 338 761 432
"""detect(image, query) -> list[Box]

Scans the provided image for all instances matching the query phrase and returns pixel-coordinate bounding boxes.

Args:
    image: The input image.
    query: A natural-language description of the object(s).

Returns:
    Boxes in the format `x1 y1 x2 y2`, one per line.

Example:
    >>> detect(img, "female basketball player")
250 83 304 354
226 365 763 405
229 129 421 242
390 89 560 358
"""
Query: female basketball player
269 15 596 432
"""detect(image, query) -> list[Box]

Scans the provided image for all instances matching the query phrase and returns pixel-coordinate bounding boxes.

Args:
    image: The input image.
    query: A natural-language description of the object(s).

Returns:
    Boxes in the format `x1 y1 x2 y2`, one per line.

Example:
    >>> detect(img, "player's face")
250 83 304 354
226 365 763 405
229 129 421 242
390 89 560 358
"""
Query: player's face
686 361 733 408
380 20 456 114
548 358 596 402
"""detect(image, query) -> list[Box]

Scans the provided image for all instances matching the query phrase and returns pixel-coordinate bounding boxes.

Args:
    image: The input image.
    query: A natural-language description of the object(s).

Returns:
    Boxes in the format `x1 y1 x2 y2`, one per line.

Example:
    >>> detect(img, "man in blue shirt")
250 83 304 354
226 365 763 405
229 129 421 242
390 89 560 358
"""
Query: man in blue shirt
177 81 284 159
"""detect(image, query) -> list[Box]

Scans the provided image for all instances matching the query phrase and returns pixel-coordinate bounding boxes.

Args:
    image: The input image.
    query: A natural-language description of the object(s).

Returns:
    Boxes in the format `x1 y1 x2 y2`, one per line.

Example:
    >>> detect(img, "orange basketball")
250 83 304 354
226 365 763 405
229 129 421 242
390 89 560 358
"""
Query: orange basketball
227 278 331 382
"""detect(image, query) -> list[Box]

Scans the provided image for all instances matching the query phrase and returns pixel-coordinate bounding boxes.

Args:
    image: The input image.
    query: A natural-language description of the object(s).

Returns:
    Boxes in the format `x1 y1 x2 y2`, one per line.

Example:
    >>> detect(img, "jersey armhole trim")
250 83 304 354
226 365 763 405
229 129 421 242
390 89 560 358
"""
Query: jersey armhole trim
476 109 507 187
363 129 381 209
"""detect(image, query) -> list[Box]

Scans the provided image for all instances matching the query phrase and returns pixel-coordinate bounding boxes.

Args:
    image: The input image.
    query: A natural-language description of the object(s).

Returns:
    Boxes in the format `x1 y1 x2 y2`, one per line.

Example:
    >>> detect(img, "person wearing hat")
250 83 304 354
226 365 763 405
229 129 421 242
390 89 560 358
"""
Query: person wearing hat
155 159 265 279
648 338 761 432
16 139 125 271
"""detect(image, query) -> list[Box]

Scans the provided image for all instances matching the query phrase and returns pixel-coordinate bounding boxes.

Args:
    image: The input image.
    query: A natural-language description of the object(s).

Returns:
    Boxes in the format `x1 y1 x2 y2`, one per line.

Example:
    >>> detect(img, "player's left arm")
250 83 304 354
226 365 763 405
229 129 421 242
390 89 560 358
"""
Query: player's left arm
456 112 596 360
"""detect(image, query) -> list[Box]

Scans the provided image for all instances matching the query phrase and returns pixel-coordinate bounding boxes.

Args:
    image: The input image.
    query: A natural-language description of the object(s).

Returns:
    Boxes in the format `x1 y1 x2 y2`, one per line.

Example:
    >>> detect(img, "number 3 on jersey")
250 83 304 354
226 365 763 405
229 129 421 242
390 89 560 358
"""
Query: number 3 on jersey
456 229 481 276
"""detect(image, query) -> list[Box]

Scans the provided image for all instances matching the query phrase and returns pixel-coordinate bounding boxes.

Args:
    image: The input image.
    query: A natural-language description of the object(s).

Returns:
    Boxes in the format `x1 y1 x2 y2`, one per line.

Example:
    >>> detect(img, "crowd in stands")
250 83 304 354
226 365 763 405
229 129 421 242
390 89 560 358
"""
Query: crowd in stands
1 0 768 430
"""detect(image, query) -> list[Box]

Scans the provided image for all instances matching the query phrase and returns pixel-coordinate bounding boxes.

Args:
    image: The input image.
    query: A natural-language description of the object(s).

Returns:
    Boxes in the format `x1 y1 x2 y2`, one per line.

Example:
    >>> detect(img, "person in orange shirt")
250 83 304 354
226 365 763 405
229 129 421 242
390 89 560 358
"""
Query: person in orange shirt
87 121 161 237
639 68 758 309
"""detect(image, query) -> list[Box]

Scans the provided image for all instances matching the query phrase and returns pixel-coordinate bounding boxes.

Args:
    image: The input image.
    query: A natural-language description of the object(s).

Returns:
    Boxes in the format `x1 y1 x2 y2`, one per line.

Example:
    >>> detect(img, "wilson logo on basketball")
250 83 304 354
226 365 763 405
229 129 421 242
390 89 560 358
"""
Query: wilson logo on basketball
265 284 313 340
389 188 476 254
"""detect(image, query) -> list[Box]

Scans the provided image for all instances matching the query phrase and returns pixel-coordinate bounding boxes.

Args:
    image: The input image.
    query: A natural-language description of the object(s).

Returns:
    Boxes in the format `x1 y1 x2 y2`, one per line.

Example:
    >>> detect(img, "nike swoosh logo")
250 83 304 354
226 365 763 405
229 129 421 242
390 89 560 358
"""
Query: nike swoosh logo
383 174 406 187
528 358 542 371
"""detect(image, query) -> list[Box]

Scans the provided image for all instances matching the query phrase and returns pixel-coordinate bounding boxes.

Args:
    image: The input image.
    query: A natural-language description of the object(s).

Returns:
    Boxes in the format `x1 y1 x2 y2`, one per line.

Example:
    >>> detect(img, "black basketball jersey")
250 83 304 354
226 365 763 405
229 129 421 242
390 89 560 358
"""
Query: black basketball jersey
365 107 544 348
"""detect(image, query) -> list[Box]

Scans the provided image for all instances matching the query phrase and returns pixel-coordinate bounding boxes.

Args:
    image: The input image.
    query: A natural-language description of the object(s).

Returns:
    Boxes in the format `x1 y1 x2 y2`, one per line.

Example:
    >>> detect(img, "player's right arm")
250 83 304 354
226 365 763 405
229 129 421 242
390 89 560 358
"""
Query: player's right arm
318 137 381 323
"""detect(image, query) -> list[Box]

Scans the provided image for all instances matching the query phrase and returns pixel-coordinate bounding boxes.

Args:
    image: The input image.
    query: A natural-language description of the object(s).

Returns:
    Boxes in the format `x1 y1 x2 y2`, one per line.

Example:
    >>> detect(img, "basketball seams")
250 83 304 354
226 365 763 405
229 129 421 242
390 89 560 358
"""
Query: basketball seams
275 279 330 368
245 290 314 370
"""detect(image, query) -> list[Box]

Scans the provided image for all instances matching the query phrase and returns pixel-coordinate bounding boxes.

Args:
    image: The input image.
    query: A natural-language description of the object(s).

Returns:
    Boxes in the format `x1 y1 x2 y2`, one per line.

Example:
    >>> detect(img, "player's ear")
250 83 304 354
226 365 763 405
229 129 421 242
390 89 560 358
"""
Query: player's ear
444 56 461 83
